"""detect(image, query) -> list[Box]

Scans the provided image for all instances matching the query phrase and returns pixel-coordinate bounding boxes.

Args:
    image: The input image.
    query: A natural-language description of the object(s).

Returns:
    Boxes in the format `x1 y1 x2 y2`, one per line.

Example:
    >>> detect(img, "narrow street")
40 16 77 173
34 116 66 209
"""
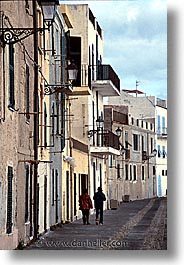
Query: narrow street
26 197 167 250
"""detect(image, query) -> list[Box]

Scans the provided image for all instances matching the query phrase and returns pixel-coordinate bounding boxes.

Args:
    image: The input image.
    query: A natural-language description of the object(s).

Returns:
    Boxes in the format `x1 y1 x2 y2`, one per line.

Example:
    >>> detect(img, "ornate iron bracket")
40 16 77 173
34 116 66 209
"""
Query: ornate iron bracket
0 27 44 45
44 83 73 95
0 13 45 46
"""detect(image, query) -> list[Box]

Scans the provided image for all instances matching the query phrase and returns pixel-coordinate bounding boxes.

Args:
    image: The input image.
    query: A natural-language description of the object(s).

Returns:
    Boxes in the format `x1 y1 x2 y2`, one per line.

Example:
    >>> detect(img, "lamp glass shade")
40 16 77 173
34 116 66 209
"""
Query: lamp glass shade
67 62 78 81
96 117 104 128
42 5 55 21
39 1 58 22
116 127 122 137
152 149 157 156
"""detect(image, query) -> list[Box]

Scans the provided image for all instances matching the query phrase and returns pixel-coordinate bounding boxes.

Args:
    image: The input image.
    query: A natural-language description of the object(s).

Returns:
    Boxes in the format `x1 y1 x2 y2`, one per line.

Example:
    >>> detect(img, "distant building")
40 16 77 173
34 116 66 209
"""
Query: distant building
104 105 157 205
108 90 167 197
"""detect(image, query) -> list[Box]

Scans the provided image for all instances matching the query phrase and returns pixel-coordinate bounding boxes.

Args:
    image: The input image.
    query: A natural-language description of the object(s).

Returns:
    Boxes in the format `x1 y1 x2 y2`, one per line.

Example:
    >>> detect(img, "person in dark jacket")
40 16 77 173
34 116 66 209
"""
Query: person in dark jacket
79 189 93 225
93 187 106 225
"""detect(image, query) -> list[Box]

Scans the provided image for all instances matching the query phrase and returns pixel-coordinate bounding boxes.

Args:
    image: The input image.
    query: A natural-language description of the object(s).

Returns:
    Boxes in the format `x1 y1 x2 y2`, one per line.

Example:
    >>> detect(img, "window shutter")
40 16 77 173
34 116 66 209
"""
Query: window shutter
9 43 15 109
25 64 30 120
7 166 13 234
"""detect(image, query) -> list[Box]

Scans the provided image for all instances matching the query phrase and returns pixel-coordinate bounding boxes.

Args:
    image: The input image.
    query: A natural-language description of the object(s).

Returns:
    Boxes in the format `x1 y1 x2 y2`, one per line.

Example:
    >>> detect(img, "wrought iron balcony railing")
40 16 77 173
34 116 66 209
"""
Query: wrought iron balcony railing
92 130 120 150
73 64 120 93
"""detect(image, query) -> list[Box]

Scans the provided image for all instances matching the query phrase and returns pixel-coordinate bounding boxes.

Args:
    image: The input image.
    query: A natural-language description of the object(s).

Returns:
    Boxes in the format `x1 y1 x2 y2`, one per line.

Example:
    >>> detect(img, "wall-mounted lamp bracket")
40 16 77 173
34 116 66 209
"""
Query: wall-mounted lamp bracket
87 130 98 138
0 27 45 46
44 83 73 95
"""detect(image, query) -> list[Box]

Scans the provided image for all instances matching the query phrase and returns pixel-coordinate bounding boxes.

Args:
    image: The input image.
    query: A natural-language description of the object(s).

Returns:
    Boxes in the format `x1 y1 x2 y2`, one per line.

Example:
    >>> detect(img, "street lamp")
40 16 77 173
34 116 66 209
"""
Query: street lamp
0 0 59 45
66 61 78 82
142 149 157 161
115 127 127 156
116 127 122 138
96 116 104 129
38 0 59 29
87 116 104 138
44 61 78 95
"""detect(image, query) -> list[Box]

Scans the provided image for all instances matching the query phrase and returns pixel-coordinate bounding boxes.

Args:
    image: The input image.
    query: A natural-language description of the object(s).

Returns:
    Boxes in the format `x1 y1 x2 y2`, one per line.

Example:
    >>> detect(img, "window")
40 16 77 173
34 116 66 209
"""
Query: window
109 155 113 168
130 165 132 181
141 135 144 151
51 103 55 144
157 145 161 157
153 166 156 175
61 93 66 150
133 165 137 181
96 34 99 66
52 169 55 206
133 134 139 151
142 166 145 181
162 170 165 176
136 119 139 126
162 146 166 158
125 131 128 148
162 116 166 134
8 43 15 110
125 164 129 180
157 115 161 134
7 166 13 234
150 137 153 153
117 163 120 179
56 100 60 135
25 64 30 121
92 44 94 80
44 102 47 147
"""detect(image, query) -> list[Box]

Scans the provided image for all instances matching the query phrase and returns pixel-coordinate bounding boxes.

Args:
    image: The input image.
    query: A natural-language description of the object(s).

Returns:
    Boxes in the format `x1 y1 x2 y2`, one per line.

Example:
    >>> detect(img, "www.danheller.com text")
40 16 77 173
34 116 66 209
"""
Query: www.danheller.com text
35 238 128 249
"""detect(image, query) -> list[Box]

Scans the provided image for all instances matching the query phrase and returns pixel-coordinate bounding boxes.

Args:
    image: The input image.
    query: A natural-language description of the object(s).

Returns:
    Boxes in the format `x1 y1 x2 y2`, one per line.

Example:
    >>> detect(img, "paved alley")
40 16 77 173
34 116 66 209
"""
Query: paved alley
26 197 167 250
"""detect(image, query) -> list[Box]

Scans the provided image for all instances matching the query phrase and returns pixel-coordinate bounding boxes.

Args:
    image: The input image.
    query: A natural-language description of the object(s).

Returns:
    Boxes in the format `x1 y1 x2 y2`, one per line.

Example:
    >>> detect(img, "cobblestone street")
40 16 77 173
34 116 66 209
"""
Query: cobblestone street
26 197 167 250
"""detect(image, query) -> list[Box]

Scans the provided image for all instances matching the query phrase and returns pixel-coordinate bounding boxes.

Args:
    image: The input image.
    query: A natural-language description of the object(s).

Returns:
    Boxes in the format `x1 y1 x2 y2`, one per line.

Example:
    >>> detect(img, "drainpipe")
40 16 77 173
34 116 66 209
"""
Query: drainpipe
33 0 39 239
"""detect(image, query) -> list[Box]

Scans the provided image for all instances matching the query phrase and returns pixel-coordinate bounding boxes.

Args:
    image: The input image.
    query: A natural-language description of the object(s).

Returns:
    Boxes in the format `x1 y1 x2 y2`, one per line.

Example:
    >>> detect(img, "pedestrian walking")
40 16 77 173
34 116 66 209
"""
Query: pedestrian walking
79 189 93 225
93 187 106 225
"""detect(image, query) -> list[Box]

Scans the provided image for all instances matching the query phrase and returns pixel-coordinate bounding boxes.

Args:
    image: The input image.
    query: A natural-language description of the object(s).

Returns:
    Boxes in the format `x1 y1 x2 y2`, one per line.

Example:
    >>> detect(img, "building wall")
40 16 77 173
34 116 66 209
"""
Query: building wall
108 92 167 198
0 0 35 248
104 106 157 206
108 91 156 119
66 4 107 214
156 105 167 196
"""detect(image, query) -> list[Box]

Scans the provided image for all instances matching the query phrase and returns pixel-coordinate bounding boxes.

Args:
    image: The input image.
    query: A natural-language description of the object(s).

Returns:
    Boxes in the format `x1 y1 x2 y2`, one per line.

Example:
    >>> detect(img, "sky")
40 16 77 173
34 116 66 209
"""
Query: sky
62 0 167 99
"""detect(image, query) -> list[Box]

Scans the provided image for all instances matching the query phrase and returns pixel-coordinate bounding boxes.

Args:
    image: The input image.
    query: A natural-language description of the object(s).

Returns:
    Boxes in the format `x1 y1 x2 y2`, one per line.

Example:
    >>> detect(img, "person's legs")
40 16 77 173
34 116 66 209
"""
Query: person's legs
99 206 103 224
82 210 86 224
96 207 99 220
86 209 90 224
96 207 99 224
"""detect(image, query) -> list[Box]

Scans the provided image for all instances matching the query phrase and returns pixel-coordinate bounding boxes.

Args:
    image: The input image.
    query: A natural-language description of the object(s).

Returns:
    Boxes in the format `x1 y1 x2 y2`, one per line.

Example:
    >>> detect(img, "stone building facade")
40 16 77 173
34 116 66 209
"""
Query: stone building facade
104 105 157 205
108 90 167 198
65 4 121 218
0 0 35 249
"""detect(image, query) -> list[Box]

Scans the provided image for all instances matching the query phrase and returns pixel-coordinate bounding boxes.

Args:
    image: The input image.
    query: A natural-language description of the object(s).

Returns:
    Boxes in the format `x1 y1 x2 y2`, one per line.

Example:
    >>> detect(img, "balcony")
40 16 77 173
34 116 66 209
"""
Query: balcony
91 64 121 97
70 64 120 97
90 130 120 155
